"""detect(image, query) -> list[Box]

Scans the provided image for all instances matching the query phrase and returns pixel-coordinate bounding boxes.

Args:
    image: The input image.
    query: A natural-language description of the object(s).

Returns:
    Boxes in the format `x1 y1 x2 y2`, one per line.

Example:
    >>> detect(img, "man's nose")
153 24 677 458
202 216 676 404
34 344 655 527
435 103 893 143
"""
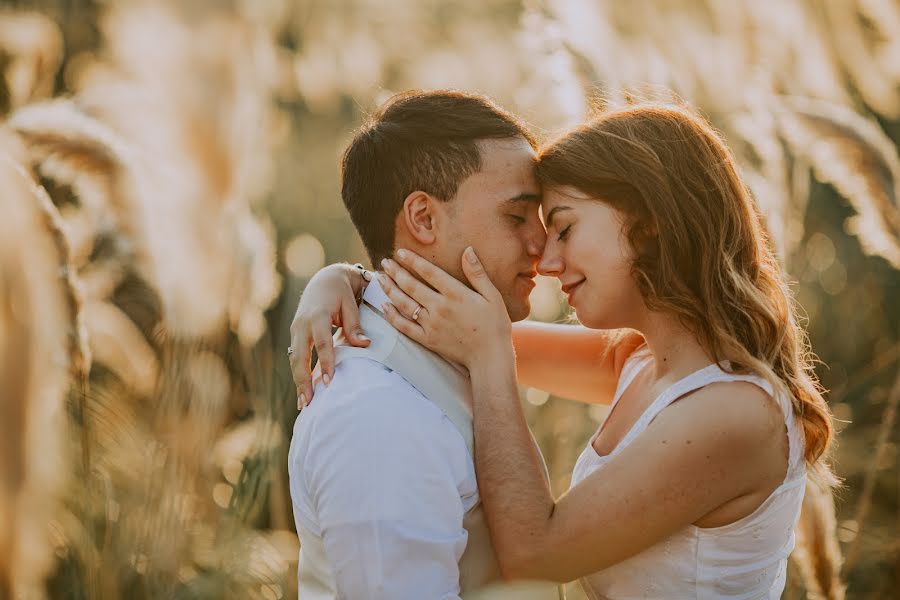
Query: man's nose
526 224 547 258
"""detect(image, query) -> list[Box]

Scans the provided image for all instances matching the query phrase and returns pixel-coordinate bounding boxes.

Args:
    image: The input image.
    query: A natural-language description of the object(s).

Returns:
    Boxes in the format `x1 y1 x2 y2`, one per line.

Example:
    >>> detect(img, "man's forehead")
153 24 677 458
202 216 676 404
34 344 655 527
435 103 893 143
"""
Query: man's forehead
477 137 538 169
475 162 540 200
459 139 539 206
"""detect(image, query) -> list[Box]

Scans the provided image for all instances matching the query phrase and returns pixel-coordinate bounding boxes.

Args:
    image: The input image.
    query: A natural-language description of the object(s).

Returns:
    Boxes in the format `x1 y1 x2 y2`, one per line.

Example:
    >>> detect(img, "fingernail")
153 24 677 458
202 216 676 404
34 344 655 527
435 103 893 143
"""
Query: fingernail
298 393 305 410
357 333 370 342
396 249 407 259
465 246 478 264
323 373 331 386
381 258 389 269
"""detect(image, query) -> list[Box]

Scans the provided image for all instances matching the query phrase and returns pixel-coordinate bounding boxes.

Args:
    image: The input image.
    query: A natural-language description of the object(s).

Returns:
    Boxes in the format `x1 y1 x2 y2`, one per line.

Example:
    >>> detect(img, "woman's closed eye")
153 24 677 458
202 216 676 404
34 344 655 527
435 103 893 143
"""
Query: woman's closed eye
508 214 527 225
557 224 572 241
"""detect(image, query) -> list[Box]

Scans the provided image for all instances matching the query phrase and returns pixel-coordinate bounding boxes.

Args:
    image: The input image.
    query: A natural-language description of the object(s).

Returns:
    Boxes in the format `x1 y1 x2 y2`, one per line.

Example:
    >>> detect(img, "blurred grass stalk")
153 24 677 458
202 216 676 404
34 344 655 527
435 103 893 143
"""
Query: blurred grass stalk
842 367 900 574
1 2 293 598
0 144 75 599
1 0 900 598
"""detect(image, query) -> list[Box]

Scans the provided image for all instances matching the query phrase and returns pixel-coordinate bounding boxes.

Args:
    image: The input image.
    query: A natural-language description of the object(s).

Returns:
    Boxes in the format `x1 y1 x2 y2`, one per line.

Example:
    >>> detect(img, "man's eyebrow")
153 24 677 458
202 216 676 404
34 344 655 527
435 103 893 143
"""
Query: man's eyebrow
502 192 542 206
545 206 572 228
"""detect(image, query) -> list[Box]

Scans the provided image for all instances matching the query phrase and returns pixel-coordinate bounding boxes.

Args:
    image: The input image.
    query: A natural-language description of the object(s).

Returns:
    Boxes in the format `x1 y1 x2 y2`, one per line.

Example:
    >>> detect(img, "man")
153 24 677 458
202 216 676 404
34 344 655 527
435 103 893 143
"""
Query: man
287 90 558 599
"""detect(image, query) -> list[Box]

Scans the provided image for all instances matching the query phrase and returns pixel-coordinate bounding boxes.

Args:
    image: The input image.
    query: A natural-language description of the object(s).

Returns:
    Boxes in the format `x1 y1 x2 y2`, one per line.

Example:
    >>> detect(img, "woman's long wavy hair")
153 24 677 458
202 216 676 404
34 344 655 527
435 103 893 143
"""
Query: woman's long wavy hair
536 103 835 480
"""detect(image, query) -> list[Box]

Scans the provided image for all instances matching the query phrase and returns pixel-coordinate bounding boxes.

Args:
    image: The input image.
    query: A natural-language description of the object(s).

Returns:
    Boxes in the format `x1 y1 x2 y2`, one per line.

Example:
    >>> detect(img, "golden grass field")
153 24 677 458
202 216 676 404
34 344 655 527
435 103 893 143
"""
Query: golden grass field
1 1 898 598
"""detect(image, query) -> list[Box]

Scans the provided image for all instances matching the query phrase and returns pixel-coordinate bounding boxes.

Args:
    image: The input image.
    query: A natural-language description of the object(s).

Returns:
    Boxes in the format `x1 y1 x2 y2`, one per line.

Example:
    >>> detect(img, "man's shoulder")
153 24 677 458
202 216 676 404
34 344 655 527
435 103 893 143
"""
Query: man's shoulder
327 355 397 390
297 357 476 491
304 357 457 442
317 356 425 407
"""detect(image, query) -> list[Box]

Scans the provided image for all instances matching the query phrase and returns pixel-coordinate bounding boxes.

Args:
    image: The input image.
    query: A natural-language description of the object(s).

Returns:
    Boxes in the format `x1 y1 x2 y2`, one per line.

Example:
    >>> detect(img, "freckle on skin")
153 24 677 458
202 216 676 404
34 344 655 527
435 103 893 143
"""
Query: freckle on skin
686 440 692 445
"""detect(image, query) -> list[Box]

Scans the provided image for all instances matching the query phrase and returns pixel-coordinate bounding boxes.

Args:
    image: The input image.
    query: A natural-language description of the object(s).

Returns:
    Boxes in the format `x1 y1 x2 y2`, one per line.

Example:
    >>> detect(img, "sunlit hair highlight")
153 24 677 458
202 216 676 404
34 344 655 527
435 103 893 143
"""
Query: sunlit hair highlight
536 103 835 480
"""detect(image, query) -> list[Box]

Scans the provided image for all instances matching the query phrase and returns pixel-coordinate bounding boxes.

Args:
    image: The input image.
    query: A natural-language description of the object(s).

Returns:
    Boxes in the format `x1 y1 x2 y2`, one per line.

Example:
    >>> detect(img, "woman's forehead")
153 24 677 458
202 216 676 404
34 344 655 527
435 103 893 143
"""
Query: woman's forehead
540 185 590 206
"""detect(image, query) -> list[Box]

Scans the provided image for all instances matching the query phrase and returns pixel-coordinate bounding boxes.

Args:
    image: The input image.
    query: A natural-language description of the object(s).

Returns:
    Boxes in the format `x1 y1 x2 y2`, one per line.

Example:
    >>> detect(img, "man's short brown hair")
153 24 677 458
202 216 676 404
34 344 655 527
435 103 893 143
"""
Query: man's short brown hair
341 90 535 265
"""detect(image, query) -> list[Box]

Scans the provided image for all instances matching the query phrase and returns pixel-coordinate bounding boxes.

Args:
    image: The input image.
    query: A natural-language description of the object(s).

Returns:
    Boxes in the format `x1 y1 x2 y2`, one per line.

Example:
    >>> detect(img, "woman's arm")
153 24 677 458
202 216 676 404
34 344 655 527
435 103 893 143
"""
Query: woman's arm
289 263 370 408
512 322 643 405
469 353 783 582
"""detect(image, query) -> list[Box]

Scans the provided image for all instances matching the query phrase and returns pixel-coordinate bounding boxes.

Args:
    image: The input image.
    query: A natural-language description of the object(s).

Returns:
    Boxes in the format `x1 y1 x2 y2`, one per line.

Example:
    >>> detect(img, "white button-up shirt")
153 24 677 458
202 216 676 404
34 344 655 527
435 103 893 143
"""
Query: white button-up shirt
288 278 479 600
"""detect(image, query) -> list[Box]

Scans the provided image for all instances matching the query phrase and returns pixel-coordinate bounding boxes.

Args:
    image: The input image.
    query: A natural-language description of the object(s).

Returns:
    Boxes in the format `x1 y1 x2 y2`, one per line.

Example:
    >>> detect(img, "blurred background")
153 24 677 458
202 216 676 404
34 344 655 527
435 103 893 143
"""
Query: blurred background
0 0 897 598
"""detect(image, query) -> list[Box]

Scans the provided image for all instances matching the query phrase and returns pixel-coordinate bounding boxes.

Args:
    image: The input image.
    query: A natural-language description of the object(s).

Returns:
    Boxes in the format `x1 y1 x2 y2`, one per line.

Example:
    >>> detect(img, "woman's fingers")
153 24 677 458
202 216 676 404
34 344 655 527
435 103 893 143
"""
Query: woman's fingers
300 378 313 410
381 256 443 306
382 302 426 342
378 272 426 320
288 324 314 410
340 295 370 348
461 246 502 301
391 248 464 298
310 316 336 387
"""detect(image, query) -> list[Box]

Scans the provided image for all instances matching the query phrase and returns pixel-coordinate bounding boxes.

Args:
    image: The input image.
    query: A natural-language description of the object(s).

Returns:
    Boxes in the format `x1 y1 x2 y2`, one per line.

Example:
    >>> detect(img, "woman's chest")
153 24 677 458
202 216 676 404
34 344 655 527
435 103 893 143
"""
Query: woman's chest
591 372 661 457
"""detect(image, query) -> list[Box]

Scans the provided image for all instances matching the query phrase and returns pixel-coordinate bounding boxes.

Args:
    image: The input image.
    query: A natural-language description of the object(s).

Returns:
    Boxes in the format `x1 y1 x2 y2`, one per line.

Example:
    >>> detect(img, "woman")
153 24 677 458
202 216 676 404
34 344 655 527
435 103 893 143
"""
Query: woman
290 103 835 598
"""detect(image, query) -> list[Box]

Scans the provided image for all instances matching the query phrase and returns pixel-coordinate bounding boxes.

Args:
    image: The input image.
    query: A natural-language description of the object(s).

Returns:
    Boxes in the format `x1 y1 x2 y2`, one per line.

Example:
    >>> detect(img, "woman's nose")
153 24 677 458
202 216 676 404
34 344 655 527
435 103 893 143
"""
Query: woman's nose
537 251 563 277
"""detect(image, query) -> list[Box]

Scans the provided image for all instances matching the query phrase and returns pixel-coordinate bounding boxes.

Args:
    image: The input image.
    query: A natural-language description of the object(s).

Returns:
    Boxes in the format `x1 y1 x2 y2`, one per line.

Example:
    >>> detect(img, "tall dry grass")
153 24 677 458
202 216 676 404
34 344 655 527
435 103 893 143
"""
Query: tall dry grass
0 0 898 598
1 2 292 598
794 478 846 600
0 131 79 598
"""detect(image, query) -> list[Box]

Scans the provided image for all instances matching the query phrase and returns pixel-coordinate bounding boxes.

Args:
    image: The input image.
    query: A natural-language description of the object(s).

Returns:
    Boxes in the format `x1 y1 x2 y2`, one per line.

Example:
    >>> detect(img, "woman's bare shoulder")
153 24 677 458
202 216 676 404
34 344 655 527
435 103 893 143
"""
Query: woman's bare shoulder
663 380 786 449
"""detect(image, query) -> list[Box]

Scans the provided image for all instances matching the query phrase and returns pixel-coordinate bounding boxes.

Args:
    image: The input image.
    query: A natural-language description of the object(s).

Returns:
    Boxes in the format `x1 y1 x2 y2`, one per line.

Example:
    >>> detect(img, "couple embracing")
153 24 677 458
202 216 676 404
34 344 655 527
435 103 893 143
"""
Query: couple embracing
287 90 835 599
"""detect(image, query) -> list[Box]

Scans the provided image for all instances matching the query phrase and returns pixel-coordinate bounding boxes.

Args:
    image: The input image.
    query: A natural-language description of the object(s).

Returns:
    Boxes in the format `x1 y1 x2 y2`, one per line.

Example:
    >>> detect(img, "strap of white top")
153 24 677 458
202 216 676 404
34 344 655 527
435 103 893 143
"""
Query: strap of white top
626 363 806 479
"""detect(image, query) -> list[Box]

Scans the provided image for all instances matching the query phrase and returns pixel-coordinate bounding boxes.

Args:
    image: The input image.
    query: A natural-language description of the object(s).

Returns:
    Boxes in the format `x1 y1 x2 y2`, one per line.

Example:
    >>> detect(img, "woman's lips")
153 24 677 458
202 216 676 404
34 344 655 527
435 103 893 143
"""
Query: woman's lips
562 280 585 302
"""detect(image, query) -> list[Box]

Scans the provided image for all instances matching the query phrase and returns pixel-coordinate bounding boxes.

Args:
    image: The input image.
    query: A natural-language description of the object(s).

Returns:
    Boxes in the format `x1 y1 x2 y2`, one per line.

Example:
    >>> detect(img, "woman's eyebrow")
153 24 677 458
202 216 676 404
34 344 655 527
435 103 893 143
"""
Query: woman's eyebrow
545 206 572 228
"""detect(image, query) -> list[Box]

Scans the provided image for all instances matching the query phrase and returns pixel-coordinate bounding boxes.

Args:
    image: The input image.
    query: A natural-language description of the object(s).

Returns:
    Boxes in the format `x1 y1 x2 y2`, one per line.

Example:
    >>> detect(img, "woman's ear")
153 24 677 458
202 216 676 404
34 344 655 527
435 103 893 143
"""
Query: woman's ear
401 191 439 245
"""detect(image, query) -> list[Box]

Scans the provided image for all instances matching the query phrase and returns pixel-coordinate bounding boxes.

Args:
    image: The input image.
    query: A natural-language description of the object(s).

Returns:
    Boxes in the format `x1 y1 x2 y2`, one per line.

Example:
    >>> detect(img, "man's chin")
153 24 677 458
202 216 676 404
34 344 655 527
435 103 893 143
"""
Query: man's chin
505 298 531 323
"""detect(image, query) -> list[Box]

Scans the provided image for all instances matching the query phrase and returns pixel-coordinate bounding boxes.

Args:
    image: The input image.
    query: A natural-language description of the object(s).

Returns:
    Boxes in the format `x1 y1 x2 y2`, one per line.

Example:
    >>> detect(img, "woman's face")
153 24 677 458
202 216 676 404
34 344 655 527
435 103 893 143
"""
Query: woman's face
538 186 646 329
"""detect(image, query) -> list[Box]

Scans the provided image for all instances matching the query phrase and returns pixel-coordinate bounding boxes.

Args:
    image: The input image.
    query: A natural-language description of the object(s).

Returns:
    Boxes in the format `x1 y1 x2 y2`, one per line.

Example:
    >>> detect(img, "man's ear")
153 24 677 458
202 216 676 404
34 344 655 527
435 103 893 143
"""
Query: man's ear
401 191 442 245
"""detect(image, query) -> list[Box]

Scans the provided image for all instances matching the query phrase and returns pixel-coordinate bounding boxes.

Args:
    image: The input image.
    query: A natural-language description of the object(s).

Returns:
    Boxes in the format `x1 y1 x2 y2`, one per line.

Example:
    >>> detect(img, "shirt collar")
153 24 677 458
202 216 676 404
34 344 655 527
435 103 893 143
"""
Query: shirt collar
362 272 390 311
361 272 469 377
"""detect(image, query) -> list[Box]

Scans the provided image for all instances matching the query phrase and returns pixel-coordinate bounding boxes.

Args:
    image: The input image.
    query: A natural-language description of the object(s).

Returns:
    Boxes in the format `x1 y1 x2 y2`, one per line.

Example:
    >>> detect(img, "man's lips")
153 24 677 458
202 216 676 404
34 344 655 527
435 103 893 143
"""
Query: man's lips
517 272 537 289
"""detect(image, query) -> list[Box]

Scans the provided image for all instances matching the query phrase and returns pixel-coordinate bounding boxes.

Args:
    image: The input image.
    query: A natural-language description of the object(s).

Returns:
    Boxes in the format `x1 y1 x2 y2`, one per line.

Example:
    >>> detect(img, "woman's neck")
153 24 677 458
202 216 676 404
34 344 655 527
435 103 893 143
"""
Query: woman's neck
637 311 714 383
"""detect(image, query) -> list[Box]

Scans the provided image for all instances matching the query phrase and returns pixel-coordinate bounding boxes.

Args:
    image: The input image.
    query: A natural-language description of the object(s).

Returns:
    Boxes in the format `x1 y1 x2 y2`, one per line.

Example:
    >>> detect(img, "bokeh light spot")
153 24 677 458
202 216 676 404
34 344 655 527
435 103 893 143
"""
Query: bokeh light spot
213 483 233 508
223 459 243 485
837 519 858 543
806 232 836 272
819 261 847 295
526 388 550 406
285 233 326 278
529 275 563 322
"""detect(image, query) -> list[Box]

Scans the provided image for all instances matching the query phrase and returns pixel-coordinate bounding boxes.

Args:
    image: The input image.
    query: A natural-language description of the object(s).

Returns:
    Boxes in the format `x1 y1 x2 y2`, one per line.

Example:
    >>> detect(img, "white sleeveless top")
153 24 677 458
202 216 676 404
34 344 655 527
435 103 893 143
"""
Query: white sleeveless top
571 345 807 599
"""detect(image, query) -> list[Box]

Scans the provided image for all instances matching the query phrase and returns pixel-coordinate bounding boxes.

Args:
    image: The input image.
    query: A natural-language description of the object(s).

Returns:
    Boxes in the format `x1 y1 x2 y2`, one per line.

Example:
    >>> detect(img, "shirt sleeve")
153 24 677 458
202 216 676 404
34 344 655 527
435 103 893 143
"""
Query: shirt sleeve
305 371 472 600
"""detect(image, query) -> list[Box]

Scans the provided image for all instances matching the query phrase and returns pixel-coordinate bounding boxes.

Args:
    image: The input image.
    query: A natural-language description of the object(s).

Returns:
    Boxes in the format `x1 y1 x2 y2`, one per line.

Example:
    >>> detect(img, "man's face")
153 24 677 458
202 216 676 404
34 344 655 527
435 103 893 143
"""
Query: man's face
437 137 545 322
